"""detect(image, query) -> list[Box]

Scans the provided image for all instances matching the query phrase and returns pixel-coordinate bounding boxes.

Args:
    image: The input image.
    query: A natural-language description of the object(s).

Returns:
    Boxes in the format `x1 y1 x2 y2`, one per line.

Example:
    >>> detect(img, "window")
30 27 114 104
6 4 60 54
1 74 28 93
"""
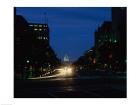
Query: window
39 29 42 31
34 28 38 31
29 24 33 27
114 40 117 43
39 25 42 27
34 25 38 27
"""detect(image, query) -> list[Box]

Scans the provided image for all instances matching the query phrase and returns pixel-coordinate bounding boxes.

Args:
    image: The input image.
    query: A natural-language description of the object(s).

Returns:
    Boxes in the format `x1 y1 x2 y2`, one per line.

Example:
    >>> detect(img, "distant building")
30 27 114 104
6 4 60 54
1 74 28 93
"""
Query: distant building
63 54 70 66
73 47 96 70
93 7 126 71
64 54 69 62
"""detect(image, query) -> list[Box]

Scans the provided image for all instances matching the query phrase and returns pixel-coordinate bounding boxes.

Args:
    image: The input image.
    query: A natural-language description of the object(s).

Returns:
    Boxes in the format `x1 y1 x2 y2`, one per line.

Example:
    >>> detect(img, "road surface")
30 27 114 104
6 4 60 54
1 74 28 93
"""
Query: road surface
14 75 126 98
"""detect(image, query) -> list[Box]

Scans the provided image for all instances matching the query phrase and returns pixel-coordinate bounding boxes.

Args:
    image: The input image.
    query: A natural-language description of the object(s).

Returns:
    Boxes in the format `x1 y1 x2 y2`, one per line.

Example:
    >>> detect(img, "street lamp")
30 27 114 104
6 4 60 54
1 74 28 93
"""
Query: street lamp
26 60 30 63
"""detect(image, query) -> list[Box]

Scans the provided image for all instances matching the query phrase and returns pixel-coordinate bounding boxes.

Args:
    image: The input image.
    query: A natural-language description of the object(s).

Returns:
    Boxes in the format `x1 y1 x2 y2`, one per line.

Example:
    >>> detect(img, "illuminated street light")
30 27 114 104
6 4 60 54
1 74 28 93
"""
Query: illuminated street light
66 67 73 74
26 60 29 63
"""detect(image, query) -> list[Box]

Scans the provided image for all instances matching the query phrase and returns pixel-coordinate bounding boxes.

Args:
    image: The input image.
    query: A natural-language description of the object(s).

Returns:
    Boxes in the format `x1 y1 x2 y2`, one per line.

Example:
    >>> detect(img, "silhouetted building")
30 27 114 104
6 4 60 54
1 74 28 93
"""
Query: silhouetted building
14 14 60 79
28 23 50 69
74 47 96 70
74 7 126 73
95 21 118 48
112 7 127 71
94 21 119 71
94 21 112 70
94 7 127 72
112 7 126 45
29 23 49 45
14 15 36 79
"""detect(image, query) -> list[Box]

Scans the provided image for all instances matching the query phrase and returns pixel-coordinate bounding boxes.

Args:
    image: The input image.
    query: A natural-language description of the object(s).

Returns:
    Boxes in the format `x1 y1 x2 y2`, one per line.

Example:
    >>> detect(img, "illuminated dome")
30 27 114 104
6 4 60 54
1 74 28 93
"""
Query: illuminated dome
64 54 69 62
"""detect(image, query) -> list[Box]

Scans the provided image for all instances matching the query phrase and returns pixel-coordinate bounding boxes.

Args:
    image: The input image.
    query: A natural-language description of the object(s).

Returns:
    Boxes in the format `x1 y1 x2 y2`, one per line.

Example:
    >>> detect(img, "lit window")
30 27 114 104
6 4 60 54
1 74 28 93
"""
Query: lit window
114 40 117 43
38 37 42 39
93 59 96 64
44 37 45 39
88 50 93 52
39 29 42 31
29 24 33 27
34 25 37 27
26 60 29 63
39 25 42 27
34 28 38 31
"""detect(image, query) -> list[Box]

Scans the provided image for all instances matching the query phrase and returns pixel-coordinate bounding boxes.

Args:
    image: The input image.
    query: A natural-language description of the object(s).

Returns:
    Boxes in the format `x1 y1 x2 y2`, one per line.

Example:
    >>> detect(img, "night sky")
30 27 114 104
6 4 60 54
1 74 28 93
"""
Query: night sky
16 7 111 62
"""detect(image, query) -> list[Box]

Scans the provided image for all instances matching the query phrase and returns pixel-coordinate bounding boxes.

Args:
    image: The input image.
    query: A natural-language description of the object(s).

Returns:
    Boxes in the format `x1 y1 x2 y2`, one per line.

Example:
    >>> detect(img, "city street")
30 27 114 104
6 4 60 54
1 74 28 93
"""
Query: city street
14 69 126 98
14 7 127 98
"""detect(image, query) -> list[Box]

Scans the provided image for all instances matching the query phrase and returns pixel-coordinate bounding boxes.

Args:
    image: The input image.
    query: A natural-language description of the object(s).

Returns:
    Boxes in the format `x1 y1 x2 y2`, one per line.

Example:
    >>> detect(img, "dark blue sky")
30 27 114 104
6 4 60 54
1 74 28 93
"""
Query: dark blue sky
16 7 111 61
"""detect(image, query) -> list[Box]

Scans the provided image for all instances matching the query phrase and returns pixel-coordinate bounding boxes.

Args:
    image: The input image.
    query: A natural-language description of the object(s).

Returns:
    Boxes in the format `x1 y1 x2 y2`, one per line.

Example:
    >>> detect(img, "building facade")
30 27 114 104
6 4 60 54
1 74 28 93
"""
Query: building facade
14 15 36 79
29 23 49 45
14 15 60 79
95 21 118 48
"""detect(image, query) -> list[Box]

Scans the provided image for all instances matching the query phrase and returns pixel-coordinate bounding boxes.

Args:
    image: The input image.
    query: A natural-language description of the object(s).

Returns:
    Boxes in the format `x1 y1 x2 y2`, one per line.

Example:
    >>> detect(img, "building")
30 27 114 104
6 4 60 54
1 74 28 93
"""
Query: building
28 23 61 76
29 23 49 45
94 21 121 71
112 7 127 71
14 14 60 79
112 7 126 57
28 23 50 68
74 7 127 72
14 15 36 79
112 7 126 44
73 47 96 70
95 21 118 48
95 7 126 48
94 7 127 72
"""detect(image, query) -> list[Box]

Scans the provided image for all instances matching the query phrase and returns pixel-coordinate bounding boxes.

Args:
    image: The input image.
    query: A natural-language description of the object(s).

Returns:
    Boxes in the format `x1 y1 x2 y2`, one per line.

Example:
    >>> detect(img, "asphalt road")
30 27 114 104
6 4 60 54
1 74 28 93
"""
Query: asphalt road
14 76 126 98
